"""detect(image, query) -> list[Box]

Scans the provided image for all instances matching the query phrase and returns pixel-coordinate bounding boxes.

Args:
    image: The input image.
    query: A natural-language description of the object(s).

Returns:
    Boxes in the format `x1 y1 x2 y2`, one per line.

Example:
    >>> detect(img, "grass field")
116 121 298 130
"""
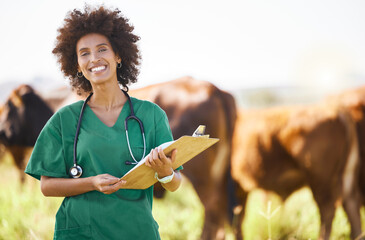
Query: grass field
0 153 364 240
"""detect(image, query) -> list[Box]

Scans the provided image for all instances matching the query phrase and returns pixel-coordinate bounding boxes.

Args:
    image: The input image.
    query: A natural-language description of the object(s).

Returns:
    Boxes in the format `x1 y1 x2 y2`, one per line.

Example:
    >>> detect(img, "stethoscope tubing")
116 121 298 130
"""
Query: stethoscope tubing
71 89 146 178
73 93 93 167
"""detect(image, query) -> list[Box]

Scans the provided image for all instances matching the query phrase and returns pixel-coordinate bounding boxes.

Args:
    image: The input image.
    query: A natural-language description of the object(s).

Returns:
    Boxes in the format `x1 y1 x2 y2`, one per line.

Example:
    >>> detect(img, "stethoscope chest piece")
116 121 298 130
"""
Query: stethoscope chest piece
70 165 83 178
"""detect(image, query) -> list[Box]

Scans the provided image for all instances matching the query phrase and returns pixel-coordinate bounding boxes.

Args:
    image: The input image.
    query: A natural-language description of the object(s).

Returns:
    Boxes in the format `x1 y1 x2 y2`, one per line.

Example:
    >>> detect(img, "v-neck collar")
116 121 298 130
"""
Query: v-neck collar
85 98 131 129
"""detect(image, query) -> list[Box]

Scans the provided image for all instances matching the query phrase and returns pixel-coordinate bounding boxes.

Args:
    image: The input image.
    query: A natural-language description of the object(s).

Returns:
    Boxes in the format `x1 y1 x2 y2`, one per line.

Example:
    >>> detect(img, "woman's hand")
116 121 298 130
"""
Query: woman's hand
145 147 182 192
92 174 126 195
144 147 177 177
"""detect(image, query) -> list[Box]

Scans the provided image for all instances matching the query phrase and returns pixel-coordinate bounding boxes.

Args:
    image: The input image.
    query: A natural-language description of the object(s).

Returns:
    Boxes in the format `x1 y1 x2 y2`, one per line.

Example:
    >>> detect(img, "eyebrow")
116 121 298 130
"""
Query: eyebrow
78 43 109 52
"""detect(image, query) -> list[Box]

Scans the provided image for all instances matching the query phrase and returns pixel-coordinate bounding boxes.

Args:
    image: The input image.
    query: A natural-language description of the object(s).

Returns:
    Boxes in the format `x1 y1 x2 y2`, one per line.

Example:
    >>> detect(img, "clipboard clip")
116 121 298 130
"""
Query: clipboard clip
192 125 210 138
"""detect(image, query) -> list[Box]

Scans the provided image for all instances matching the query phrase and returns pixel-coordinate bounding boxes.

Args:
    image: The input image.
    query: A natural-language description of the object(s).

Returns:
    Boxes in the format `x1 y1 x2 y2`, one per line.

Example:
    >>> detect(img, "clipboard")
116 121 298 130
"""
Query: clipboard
120 135 219 189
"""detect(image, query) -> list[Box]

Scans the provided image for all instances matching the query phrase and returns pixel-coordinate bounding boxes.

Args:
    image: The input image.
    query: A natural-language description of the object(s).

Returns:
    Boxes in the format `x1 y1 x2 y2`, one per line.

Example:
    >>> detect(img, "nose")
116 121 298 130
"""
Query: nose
90 51 101 63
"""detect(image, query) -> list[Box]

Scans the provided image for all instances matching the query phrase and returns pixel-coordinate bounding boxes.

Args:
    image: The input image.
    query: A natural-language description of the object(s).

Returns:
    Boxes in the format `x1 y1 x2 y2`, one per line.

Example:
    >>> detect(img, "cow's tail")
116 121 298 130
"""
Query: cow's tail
214 87 239 225
339 108 360 199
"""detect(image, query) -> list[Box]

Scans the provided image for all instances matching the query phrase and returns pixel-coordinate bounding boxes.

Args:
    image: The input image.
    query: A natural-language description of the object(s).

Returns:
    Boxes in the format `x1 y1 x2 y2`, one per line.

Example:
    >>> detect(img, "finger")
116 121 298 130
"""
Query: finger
145 154 152 167
104 186 119 194
152 148 159 160
170 149 177 163
146 149 154 164
111 180 126 190
157 146 166 158
148 152 156 165
158 147 170 165
105 180 126 194
100 184 115 194
152 148 163 166
102 176 120 186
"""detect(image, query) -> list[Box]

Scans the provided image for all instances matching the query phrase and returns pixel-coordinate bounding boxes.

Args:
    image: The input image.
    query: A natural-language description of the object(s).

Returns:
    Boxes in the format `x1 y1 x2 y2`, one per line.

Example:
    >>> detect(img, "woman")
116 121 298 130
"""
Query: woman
25 5 182 240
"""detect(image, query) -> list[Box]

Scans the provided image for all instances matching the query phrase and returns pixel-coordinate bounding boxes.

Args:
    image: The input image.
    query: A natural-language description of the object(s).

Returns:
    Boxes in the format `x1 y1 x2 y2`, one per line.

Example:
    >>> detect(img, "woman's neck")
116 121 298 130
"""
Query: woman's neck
88 81 127 111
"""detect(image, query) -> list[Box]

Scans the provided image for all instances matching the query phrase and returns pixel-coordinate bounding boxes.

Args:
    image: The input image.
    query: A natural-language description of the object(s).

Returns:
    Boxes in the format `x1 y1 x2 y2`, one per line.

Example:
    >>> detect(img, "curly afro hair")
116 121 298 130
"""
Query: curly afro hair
52 5 141 94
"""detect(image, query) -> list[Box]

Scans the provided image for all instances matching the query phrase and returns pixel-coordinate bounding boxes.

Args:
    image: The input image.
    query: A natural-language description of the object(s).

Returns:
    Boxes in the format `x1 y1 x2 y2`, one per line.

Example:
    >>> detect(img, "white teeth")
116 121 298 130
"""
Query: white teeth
91 66 106 72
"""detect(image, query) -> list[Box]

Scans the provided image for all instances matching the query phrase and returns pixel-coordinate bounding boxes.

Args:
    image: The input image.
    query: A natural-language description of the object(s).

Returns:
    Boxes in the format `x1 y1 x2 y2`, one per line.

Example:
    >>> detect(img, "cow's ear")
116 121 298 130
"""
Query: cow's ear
10 90 23 108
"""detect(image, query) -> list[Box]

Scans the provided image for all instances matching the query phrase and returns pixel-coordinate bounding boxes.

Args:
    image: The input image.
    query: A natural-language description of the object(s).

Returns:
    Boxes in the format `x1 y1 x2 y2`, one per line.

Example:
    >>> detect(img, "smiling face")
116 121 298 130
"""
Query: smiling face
76 33 121 86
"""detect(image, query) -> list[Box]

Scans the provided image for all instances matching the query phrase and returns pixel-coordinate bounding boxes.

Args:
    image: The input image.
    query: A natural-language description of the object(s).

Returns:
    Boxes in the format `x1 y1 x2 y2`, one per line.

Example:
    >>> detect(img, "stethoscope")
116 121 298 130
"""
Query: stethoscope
69 90 146 178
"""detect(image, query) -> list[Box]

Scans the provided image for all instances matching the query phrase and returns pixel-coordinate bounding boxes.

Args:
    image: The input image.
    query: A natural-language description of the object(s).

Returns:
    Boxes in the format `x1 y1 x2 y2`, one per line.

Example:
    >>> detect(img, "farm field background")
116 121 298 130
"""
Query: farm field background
0 153 364 240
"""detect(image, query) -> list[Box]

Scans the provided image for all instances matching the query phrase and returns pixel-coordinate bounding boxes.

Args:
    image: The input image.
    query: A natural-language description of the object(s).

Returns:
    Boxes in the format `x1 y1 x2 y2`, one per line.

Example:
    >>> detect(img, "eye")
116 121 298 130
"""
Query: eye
99 48 107 52
80 52 89 57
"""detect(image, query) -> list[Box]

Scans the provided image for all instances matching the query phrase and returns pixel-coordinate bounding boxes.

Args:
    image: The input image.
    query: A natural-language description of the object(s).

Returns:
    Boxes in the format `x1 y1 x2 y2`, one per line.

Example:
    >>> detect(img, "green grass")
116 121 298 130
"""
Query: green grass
0 155 61 240
0 152 364 240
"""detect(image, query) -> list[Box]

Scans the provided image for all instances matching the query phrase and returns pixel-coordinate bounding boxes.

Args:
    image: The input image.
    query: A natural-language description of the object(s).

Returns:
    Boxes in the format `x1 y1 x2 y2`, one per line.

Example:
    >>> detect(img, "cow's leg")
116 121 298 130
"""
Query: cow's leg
185 150 231 239
0 144 5 162
312 189 336 240
8 146 28 183
200 186 227 240
153 182 166 198
231 187 247 240
188 168 228 240
318 204 335 240
342 187 363 239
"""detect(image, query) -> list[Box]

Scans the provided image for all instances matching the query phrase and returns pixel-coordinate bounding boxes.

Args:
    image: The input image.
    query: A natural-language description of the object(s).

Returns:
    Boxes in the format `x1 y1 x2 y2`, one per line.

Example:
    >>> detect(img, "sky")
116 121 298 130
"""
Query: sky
1 0 365 92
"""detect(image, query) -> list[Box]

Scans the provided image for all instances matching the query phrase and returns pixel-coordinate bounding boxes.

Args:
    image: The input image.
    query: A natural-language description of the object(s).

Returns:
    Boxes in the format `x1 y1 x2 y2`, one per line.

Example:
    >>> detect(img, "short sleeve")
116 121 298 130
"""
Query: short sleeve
154 107 173 147
154 105 183 171
25 114 69 180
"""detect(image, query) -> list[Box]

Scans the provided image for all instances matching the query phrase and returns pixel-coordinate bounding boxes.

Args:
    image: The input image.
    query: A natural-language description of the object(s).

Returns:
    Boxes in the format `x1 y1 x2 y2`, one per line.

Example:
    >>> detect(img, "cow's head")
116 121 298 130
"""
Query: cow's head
0 85 53 146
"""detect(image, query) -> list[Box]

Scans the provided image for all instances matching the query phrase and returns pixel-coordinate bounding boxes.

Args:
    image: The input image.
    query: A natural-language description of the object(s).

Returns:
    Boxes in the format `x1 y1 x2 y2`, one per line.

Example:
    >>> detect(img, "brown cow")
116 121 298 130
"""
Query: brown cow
0 85 53 182
130 76 237 240
231 100 362 239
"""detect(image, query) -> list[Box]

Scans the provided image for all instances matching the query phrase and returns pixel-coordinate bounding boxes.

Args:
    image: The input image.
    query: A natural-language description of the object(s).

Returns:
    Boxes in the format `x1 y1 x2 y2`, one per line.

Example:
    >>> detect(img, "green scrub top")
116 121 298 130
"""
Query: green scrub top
25 96 181 240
